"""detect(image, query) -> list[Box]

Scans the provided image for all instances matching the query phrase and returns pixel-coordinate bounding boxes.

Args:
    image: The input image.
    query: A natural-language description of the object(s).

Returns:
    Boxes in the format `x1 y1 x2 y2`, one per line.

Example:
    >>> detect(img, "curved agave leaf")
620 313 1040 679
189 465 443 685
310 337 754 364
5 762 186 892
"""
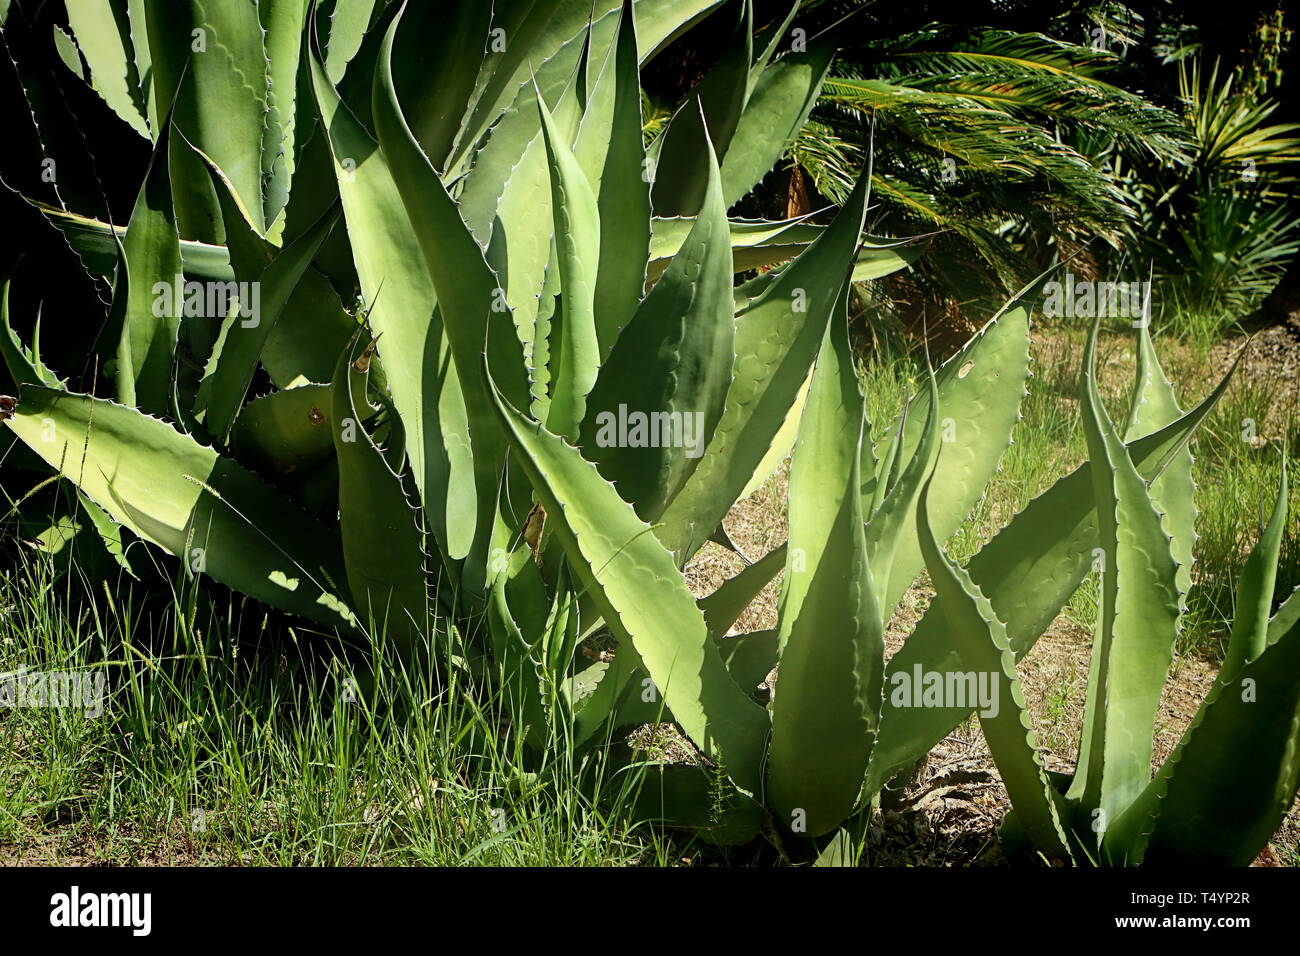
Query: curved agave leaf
917 474 1074 862
2 386 355 629
260 267 360 388
657 158 873 566
1067 319 1180 851
1 275 62 388
307 31 475 570
32 204 234 282
1221 456 1288 678
330 335 429 656
649 0 750 218
197 164 341 442
868 304 1030 619
1104 466 1295 865
718 628 778 693
229 384 335 476
536 79 601 442
64 0 151 138
487 546 551 748
446 0 725 182
865 359 1236 797
385 0 491 173
112 111 182 416
572 0 650 355
768 290 883 837
142 0 273 241
486 363 769 795
581 118 732 520
372 14 534 594
464 56 585 378
721 36 836 208
1125 321 1196 627
698 543 787 641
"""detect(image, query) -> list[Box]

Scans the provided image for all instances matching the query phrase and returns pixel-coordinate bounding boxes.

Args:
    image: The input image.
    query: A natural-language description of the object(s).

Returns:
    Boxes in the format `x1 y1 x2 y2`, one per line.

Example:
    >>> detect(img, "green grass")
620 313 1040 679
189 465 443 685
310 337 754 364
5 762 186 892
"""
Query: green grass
0 544 698 865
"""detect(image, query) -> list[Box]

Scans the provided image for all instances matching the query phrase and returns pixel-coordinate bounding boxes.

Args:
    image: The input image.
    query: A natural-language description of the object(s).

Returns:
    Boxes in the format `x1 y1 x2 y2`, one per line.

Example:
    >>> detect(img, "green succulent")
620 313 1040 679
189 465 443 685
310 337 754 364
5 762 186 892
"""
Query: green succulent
0 0 1294 861
917 318 1299 866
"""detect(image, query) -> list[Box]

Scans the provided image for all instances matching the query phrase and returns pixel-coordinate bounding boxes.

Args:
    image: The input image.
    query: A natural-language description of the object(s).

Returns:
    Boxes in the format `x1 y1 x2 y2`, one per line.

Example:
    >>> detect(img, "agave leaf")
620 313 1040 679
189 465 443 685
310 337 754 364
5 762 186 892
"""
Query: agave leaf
64 0 151 138
112 110 183 416
735 367 813 501
199 185 341 443
486 364 769 794
537 80 601 442
446 0 725 181
863 369 942 622
123 0 153 128
1104 469 1296 865
2 386 355 628
381 0 491 172
717 628 778 693
77 490 136 577
259 0 310 231
1221 457 1288 678
650 216 918 286
572 0 649 355
732 239 924 314
320 0 379 84
623 763 763 846
869 305 1031 620
768 291 882 837
657 160 872 566
541 562 581 709
33 204 234 282
649 0 750 217
1124 322 1196 625
571 647 639 750
581 118 731 519
466 66 584 378
1 276 62 388
721 36 835 208
229 383 335 476
1133 612 1300 866
698 543 787 641
3 8 111 221
330 334 429 655
865 360 1236 797
307 36 474 570
748 0 799 86
372 13 534 594
917 475 1074 862
487 547 552 748
142 0 272 240
260 267 360 387
1067 319 1181 848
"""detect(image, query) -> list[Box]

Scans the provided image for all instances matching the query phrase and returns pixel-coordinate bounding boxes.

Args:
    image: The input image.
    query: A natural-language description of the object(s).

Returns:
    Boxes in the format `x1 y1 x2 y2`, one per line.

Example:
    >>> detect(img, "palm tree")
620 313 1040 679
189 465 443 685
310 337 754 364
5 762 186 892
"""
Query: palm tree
770 0 1188 347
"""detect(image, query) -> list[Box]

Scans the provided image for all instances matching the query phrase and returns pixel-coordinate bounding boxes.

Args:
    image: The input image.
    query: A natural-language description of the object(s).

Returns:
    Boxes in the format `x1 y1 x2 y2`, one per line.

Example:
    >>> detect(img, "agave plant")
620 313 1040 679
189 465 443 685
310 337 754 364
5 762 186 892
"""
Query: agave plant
917 318 1300 866
0 0 928 832
1 0 1295 860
